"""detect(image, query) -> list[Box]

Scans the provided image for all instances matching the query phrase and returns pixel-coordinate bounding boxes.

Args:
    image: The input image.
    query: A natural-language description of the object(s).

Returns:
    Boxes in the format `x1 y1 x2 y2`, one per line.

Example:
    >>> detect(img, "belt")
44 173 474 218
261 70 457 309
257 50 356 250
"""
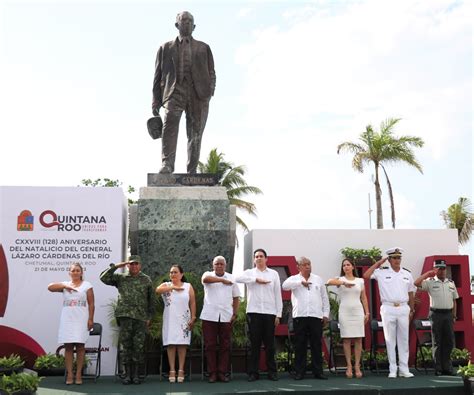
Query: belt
383 302 407 307
430 308 452 313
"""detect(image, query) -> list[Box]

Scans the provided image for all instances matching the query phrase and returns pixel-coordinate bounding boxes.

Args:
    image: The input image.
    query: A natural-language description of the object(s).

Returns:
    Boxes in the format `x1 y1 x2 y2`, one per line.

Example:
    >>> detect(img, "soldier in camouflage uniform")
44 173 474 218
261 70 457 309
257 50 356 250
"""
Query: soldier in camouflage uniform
100 255 156 385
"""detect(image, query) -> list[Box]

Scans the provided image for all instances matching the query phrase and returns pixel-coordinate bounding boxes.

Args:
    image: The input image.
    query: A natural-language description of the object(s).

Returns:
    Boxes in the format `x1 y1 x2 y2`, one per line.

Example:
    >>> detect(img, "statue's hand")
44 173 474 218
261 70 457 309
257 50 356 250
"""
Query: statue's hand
152 107 160 117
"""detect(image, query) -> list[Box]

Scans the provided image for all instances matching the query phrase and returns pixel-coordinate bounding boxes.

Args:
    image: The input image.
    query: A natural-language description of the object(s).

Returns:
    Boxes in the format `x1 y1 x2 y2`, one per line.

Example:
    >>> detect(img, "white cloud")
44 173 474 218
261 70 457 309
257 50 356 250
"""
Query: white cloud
236 7 253 19
234 0 471 156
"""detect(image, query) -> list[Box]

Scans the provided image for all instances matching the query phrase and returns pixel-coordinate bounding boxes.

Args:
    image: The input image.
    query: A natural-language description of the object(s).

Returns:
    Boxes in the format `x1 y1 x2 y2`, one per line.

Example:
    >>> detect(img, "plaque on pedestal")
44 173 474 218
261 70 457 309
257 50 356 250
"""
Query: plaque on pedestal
147 173 219 187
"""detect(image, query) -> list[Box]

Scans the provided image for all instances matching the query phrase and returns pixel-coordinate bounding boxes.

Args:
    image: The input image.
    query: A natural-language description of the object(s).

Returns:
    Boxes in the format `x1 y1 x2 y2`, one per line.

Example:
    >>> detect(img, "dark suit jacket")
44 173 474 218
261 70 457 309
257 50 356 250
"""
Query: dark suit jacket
152 37 216 111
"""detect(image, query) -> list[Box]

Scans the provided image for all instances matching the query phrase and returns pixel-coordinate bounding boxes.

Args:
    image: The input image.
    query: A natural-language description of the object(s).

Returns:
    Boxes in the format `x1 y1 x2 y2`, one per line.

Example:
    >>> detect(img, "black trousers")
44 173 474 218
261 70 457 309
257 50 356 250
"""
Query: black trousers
247 313 276 375
293 316 323 376
430 310 455 373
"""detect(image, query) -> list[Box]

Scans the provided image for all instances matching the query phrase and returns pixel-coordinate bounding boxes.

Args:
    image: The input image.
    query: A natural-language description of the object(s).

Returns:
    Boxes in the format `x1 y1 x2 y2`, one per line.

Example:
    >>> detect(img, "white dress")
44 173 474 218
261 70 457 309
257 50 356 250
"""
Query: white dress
161 282 191 346
338 277 365 338
58 281 92 344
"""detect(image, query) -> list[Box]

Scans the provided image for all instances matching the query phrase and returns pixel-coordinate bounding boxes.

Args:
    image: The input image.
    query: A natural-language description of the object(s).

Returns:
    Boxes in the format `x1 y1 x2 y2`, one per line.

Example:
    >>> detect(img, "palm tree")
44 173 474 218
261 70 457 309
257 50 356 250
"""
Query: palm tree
440 197 474 245
198 149 262 232
337 118 424 229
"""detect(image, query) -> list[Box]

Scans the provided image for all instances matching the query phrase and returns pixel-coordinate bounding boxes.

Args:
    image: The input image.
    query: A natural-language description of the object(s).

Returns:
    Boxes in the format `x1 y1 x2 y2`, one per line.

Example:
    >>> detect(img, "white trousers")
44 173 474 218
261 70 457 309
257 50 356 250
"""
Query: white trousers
380 304 410 374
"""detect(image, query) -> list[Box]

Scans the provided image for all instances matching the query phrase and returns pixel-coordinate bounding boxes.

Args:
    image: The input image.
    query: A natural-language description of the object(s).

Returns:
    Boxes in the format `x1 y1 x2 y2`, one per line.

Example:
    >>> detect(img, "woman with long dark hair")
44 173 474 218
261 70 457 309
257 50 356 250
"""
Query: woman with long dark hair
327 259 369 378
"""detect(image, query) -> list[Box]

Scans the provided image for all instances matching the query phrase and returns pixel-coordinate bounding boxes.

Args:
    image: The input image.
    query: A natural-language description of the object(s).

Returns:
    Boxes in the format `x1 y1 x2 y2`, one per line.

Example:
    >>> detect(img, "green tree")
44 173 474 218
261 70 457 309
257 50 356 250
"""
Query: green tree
198 149 262 232
337 118 424 229
80 178 136 205
440 197 473 245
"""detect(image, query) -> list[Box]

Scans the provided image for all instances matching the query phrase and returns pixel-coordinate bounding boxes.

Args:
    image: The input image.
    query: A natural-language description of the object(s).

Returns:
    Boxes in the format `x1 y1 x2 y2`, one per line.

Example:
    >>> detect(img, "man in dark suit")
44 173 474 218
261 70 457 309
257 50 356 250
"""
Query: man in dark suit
152 11 216 174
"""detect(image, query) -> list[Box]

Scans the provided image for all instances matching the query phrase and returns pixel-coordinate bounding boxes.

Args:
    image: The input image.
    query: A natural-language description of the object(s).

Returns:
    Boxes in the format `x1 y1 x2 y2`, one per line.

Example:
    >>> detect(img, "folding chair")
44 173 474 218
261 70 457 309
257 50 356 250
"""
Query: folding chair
83 322 102 382
413 319 433 374
328 320 344 374
285 317 296 377
370 319 389 374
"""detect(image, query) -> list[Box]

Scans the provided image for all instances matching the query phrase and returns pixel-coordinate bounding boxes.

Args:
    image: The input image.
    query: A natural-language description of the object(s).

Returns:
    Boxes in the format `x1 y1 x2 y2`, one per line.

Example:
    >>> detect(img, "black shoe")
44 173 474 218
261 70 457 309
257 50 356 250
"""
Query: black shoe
268 373 279 381
313 373 328 380
294 373 304 380
248 374 258 382
122 364 132 385
132 364 141 384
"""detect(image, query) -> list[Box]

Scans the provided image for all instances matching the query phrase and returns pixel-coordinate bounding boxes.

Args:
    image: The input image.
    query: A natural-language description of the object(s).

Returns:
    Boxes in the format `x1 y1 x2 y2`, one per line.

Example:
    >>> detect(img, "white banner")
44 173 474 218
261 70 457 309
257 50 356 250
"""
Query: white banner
0 186 127 375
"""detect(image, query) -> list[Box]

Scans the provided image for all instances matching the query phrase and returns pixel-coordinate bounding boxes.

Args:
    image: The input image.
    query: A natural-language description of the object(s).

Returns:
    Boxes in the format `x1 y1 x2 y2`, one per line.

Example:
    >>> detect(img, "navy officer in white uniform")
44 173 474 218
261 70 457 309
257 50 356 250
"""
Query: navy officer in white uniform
363 247 416 378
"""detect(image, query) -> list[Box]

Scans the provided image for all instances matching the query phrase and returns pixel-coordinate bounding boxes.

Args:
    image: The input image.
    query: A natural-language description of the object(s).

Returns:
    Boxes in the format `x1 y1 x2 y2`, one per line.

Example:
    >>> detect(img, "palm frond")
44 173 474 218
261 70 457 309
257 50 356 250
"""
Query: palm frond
440 197 473 245
229 198 258 215
236 215 250 233
200 149 262 233
337 142 364 155
227 186 263 198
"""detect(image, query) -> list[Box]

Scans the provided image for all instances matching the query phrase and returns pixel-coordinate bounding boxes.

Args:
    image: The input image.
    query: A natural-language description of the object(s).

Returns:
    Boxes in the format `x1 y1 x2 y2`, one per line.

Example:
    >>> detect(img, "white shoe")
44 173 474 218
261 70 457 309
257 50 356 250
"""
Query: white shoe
388 372 397 378
399 371 414 378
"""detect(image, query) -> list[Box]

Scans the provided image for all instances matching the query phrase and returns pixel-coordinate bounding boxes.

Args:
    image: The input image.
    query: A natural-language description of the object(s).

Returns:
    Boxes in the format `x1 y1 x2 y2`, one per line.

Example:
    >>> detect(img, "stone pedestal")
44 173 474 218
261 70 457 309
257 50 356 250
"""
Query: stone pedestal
130 186 235 280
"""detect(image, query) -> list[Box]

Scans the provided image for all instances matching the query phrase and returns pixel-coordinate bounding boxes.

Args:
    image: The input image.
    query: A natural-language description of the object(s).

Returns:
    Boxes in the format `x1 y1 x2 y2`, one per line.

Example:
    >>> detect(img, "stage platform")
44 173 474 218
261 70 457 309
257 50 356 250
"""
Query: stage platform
37 372 466 395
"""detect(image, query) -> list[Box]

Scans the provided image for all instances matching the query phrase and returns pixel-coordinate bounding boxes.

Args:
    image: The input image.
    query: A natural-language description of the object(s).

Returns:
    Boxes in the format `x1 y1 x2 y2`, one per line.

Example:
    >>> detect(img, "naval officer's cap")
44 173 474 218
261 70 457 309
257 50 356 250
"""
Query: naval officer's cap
386 247 403 258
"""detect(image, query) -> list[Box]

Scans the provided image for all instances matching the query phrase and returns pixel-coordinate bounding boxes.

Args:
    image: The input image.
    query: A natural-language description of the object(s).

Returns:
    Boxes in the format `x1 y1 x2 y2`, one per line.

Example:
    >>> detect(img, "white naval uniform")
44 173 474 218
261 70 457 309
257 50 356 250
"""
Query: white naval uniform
371 266 416 375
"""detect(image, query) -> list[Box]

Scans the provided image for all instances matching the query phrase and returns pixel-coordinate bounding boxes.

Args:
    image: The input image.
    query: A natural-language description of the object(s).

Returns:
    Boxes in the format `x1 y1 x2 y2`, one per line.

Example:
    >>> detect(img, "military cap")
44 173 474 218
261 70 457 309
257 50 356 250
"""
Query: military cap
128 255 142 264
433 259 447 268
386 247 403 257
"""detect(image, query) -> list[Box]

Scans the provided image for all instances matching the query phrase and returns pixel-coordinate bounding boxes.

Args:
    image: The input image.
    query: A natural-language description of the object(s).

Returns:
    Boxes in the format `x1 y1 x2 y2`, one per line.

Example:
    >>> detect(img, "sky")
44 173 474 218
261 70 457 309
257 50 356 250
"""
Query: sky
0 0 472 273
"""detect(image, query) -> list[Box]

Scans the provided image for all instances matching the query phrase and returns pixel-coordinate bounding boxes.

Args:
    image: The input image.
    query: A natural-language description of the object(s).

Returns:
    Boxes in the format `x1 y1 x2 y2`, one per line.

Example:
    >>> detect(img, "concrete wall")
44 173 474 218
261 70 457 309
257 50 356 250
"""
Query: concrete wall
244 229 459 280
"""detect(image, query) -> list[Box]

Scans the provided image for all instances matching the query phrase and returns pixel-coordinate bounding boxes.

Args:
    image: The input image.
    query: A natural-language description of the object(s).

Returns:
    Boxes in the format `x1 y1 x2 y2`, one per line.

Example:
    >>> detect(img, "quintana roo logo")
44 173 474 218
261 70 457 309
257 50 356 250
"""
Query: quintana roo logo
17 210 34 231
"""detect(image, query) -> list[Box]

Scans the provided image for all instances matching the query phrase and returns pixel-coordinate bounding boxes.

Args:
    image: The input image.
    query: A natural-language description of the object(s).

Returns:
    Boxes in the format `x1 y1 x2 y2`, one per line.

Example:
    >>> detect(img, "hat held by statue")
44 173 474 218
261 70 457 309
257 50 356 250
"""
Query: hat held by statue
386 247 403 257
433 259 447 268
147 115 163 140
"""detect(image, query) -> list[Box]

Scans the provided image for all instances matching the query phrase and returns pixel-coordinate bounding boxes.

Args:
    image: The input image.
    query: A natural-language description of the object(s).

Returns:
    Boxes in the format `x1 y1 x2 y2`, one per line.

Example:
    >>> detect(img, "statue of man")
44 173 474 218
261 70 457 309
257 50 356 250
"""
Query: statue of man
152 11 216 174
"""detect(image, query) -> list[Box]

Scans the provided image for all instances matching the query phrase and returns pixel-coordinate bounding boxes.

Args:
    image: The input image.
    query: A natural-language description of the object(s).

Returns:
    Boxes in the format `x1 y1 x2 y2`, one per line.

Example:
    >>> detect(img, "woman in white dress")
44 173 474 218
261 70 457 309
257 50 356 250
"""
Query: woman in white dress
327 259 369 378
156 265 196 383
48 263 95 385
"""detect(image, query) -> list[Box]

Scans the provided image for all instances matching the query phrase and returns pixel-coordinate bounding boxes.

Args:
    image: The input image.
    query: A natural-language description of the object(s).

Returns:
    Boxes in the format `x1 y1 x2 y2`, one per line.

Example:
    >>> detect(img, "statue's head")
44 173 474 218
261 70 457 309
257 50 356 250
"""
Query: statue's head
175 11 195 37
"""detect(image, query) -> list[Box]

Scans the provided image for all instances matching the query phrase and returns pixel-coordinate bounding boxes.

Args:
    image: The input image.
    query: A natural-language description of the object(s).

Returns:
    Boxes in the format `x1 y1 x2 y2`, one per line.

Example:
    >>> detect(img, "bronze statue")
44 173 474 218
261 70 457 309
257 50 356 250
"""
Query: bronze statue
152 11 216 174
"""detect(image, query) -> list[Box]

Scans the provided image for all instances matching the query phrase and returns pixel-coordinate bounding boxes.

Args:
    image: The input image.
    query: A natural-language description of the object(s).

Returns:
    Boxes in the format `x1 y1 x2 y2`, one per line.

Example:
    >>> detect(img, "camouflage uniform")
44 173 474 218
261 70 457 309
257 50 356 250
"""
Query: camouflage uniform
100 263 156 365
